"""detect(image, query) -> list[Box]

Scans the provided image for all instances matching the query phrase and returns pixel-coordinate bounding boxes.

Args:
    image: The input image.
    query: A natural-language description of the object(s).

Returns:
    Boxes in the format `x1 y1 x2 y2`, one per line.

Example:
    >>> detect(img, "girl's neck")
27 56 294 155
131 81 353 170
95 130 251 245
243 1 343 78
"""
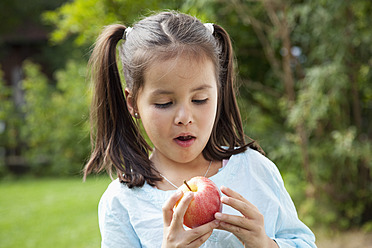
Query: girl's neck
150 151 222 190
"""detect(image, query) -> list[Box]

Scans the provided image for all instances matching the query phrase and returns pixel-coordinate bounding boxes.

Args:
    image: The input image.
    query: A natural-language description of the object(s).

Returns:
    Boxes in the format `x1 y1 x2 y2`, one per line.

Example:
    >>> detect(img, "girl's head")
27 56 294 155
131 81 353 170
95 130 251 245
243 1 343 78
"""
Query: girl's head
121 12 220 104
85 11 256 187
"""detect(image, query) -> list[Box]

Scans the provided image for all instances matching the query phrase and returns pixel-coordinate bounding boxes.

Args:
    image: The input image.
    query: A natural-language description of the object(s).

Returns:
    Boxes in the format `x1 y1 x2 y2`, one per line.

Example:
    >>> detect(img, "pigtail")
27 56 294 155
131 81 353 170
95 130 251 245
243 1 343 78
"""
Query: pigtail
83 24 160 187
204 24 263 159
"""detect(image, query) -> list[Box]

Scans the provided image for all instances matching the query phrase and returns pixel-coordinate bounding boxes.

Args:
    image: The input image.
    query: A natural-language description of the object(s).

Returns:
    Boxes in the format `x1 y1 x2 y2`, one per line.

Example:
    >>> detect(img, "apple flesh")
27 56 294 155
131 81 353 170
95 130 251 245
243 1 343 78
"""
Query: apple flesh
176 176 222 228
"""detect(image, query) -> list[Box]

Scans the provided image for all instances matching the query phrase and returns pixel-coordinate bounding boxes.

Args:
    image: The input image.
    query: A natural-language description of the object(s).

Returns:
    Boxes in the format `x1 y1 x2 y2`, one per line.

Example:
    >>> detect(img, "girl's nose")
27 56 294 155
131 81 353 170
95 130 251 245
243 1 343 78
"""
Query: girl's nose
175 105 193 125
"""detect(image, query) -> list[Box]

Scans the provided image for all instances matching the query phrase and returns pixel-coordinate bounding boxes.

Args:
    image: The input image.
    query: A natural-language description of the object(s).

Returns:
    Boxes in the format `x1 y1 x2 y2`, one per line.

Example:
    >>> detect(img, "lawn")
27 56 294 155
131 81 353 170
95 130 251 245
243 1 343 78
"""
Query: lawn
0 176 111 248
1 177 371 248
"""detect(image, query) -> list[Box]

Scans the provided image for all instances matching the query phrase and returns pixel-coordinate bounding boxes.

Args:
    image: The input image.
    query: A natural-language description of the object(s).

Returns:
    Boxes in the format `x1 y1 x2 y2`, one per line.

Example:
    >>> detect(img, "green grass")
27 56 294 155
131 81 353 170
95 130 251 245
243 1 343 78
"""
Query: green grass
0 176 111 248
2 177 371 248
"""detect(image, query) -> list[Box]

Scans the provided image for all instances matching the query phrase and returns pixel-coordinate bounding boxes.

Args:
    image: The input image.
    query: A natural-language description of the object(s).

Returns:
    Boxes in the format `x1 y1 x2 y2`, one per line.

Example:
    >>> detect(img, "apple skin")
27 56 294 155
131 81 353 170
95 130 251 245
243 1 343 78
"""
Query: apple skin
176 176 222 228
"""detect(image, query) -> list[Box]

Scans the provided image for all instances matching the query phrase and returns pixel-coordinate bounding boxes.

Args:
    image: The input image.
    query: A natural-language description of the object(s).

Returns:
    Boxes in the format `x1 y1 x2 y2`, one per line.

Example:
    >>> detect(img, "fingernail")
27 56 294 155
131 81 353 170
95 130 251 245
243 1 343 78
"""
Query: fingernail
215 212 223 219
213 220 220 226
221 196 228 203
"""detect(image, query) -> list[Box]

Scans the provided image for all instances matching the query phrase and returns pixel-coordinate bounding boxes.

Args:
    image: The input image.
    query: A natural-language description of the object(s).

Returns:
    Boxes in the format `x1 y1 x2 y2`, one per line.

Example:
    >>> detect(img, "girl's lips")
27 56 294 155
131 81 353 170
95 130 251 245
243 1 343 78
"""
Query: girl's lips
174 135 196 148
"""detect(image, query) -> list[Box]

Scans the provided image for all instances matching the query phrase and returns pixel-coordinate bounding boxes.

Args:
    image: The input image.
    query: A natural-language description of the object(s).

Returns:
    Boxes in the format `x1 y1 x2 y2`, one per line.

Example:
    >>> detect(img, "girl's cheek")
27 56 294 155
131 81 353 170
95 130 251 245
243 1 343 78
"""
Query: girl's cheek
201 103 217 121
147 109 171 125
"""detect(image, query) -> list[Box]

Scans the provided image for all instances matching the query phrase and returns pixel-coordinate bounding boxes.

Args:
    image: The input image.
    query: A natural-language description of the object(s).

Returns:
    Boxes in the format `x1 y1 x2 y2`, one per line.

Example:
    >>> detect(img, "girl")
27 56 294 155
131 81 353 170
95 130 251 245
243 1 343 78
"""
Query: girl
84 11 316 248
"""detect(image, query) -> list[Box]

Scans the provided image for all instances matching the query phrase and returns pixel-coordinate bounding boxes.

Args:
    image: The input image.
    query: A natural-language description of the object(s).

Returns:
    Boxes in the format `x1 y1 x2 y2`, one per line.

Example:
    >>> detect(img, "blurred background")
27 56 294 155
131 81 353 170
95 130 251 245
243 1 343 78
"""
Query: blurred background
0 0 371 247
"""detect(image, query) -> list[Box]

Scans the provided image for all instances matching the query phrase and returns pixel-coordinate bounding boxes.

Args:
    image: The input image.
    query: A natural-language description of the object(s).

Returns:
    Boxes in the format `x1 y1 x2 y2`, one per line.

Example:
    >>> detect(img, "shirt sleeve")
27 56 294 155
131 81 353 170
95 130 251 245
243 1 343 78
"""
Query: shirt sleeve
267 160 317 248
98 186 142 248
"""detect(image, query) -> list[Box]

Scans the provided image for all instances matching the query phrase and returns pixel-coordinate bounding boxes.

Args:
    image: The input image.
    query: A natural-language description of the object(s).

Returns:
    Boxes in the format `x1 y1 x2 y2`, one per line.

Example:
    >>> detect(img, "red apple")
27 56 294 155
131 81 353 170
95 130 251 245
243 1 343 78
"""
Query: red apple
176 176 222 228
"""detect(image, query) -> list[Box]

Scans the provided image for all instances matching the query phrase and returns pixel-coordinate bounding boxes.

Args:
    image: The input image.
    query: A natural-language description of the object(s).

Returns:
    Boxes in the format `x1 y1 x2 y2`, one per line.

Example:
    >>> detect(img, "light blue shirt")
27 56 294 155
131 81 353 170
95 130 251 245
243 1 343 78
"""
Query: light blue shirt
98 148 316 247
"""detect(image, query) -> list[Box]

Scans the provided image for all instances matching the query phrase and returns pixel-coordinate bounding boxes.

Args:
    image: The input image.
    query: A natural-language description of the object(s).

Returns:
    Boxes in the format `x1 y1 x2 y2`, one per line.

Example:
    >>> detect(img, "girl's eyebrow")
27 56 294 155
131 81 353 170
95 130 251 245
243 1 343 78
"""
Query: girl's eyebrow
151 84 212 95
191 84 213 92
151 89 173 95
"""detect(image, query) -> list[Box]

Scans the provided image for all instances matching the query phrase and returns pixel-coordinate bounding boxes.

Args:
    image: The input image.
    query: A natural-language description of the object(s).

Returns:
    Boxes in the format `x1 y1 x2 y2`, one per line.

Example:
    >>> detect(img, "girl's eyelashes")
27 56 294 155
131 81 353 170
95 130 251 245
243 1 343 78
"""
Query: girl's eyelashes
154 99 208 109
192 98 208 105
154 102 172 109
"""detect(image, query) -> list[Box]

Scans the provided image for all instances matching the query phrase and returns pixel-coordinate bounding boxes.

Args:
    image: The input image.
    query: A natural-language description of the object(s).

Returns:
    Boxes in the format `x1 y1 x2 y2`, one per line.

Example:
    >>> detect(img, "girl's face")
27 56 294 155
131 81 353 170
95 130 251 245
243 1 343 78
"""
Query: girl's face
134 55 218 166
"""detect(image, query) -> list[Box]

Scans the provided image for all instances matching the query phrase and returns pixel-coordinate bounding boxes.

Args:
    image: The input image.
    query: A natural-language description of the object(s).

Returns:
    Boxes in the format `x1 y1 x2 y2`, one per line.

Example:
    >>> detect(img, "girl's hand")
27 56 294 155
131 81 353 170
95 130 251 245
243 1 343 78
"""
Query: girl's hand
162 190 219 248
214 186 278 248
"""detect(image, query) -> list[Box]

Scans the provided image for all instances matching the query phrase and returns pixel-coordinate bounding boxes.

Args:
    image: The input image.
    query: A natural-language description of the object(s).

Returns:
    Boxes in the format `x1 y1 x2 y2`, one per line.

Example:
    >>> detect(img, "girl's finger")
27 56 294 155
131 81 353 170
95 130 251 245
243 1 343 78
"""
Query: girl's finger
221 196 257 220
171 191 194 227
162 190 183 227
220 186 258 218
189 220 220 241
214 212 252 230
221 186 255 207
187 220 219 247
187 230 214 248
217 220 250 239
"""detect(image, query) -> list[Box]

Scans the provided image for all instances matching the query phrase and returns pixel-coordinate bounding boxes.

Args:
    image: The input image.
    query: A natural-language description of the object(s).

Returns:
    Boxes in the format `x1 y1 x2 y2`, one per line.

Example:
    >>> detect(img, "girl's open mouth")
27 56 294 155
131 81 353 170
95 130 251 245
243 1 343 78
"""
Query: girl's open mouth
174 135 196 147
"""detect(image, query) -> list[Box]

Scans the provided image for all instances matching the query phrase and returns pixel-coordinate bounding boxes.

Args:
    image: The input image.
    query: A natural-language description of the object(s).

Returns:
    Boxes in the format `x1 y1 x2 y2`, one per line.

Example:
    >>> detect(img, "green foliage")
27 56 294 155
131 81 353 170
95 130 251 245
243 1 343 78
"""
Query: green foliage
286 1 372 228
43 0 118 45
18 60 91 175
288 63 348 132
43 0 184 46
0 71 12 173
0 69 25 176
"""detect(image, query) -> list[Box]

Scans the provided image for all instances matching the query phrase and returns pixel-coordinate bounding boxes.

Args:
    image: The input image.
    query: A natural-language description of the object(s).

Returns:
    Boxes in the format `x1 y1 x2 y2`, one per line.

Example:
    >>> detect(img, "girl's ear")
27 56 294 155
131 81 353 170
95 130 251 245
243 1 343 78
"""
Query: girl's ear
125 88 136 117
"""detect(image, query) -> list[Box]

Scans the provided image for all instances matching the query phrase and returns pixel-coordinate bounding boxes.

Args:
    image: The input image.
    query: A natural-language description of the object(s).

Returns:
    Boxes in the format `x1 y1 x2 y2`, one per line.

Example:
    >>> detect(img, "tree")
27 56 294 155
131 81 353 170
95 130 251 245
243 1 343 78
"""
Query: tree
192 0 372 228
0 61 91 176
43 0 186 46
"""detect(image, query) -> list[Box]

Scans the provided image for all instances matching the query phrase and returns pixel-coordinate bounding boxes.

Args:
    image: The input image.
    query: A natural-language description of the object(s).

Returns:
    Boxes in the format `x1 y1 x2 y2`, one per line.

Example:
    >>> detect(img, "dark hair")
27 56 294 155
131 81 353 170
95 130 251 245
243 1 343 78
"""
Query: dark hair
84 11 262 187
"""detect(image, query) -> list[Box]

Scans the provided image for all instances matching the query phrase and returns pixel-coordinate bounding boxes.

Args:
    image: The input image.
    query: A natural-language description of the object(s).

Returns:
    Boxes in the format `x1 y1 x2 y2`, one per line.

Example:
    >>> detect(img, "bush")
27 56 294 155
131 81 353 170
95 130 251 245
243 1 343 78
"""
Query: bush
0 60 91 176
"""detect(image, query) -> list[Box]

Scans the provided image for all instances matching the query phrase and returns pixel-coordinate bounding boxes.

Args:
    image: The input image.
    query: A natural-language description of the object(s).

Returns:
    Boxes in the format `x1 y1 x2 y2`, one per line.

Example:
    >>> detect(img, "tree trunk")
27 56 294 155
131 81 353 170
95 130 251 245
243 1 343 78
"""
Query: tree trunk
264 0 314 189
231 0 314 189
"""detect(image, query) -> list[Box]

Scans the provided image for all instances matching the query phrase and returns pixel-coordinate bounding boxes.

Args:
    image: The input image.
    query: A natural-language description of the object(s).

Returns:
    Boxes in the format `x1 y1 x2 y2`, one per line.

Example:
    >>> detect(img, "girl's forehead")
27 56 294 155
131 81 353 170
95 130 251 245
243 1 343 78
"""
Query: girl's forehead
142 55 217 93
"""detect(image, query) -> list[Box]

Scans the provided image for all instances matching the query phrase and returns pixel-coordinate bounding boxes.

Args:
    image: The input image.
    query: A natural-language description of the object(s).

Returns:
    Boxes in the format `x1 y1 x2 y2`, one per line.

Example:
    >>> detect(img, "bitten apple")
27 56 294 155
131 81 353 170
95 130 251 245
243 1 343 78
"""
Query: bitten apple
176 176 222 228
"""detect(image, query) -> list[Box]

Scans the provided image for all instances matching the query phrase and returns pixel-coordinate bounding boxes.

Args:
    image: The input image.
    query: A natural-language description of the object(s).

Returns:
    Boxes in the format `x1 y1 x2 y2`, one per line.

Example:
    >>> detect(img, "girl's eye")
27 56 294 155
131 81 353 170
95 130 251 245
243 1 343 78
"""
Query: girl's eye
192 98 208 105
155 102 172 109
